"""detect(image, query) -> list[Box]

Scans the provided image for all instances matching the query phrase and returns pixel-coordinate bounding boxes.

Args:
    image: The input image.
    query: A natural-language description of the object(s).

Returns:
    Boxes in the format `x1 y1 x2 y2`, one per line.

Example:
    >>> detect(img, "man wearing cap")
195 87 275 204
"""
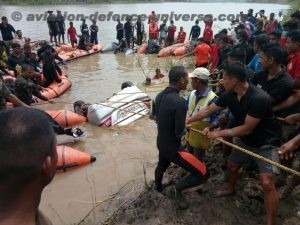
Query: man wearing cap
0 16 16 53
186 67 219 160
47 11 58 45
56 10 65 44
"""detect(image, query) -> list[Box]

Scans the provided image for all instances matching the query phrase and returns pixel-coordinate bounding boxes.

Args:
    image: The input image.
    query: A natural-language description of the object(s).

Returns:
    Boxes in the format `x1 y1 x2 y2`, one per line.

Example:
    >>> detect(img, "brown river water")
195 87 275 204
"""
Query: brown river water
0 2 290 225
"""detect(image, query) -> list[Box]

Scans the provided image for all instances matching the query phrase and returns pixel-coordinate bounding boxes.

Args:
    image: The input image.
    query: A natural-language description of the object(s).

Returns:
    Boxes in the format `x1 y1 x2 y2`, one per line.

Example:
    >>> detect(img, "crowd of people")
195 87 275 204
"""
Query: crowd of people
0 6 300 225
151 8 300 225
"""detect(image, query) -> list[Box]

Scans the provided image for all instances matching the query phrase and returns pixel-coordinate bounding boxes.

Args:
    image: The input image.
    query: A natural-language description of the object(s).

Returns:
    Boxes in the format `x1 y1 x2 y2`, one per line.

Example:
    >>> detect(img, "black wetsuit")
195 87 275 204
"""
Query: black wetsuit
189 25 201 41
153 87 206 192
39 51 63 86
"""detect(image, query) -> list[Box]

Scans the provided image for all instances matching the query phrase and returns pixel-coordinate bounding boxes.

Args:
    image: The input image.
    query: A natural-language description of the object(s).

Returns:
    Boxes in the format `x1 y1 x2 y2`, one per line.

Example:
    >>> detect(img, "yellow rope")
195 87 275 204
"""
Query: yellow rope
190 128 300 177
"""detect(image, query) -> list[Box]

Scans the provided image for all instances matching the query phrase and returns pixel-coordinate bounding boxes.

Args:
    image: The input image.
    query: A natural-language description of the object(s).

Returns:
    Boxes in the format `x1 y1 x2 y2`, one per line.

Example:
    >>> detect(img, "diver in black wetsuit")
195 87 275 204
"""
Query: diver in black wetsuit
153 65 207 209
38 44 66 87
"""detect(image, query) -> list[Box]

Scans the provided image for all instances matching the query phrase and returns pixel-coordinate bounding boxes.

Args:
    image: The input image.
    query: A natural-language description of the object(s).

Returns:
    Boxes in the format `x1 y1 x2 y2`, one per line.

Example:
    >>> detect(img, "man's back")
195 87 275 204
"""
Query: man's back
155 87 187 153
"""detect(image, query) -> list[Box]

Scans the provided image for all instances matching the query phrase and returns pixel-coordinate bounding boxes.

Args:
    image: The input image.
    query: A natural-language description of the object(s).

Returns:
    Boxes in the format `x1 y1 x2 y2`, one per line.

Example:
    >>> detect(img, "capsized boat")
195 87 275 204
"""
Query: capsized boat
74 85 150 127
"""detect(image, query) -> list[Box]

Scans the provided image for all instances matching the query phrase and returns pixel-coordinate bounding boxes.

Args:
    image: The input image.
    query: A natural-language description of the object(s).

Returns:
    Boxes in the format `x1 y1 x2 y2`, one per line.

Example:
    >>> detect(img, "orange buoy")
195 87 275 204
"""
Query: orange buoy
137 44 147 54
47 109 87 127
173 46 187 56
56 145 96 173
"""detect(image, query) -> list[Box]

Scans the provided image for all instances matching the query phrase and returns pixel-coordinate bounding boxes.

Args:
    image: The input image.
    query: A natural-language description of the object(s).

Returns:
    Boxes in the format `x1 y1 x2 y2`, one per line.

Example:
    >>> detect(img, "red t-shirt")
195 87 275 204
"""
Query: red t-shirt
203 28 213 44
192 42 211 66
287 52 300 80
177 31 186 43
167 25 176 39
67 27 77 41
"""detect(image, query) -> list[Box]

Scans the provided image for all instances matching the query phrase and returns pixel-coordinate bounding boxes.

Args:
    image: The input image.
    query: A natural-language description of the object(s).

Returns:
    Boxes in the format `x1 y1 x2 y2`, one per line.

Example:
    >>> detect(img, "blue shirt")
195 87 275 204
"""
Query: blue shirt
186 87 220 125
0 23 15 41
247 53 263 73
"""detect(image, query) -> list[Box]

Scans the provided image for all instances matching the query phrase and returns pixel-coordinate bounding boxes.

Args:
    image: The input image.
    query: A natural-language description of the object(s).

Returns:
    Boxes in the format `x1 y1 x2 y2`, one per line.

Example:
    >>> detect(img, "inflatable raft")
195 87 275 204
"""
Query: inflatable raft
56 145 96 173
56 44 102 62
47 110 87 127
75 86 150 127
3 75 71 108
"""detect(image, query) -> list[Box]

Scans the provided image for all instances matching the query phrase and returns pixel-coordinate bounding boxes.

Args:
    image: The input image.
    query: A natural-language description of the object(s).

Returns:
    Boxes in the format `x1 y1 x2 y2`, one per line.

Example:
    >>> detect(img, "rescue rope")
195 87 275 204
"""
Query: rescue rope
189 127 300 177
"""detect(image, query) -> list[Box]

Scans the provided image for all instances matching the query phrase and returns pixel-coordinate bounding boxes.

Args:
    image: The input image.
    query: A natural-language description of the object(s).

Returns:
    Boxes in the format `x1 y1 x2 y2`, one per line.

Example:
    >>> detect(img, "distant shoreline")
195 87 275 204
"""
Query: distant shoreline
0 0 296 6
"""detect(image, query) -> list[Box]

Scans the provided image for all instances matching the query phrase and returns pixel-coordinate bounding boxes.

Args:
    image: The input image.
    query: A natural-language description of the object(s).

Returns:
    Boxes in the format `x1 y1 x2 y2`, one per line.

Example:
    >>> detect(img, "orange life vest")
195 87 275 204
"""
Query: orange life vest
149 24 159 39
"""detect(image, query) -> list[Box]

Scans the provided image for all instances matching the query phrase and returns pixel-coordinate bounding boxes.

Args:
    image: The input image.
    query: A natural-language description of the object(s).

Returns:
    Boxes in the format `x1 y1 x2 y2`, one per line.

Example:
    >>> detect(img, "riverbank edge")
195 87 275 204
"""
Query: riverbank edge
0 0 297 7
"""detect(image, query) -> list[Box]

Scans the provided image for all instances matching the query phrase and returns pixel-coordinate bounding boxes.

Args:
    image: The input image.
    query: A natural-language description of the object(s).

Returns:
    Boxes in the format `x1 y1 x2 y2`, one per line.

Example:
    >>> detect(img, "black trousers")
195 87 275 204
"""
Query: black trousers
137 33 143 45
155 150 207 192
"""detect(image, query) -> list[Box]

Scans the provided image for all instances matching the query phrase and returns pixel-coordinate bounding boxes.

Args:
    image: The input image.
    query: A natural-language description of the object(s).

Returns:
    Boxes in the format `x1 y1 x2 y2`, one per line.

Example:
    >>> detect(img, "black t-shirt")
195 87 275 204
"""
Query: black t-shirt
8 53 26 70
233 42 254 64
250 70 294 105
0 23 16 41
190 25 201 39
154 87 187 154
124 22 133 36
215 84 280 148
47 15 58 32
90 24 98 34
217 46 232 69
116 23 124 39
56 15 65 30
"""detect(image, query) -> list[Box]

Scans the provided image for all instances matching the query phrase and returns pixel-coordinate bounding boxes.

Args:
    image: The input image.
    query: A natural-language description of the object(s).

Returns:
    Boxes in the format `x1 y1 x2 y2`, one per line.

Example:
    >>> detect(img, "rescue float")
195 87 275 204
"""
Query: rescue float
3 74 72 107
47 109 87 127
56 44 102 62
56 145 96 173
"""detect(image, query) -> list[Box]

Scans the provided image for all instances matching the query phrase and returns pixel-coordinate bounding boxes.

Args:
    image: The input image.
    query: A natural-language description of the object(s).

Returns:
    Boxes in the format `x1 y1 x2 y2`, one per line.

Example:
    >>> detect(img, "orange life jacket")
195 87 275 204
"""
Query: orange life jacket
149 24 159 39
177 31 186 43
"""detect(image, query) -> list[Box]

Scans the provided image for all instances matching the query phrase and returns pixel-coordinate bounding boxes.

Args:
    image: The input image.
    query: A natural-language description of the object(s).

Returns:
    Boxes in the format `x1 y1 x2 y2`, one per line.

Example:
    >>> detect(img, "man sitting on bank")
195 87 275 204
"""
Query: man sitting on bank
0 107 57 225
186 62 280 225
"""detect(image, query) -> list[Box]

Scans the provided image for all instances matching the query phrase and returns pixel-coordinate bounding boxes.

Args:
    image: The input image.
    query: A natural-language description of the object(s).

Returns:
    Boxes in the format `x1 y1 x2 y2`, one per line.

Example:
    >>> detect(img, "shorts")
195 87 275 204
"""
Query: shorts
229 138 280 174
70 39 77 45
125 34 132 41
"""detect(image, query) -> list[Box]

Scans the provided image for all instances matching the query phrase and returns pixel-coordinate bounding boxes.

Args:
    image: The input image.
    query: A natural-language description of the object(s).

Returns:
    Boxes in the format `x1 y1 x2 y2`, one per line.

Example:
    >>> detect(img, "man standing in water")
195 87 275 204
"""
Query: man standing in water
186 62 280 225
47 11 58 45
153 66 207 209
0 107 57 225
56 10 65 44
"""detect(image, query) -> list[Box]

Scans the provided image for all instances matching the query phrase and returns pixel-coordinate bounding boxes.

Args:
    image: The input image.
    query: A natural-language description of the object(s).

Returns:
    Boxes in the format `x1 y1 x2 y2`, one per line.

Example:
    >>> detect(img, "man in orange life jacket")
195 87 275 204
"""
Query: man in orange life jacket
149 21 159 41
177 27 186 43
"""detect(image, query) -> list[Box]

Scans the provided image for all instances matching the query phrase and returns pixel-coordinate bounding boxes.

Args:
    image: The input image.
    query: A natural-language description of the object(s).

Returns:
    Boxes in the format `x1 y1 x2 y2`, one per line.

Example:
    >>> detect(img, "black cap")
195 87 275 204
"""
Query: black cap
11 43 21 49
47 10 53 13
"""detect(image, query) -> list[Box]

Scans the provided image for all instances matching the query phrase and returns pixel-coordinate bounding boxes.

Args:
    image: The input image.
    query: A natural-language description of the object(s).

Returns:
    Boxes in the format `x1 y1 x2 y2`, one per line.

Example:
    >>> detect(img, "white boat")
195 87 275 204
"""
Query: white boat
77 86 150 127
101 42 118 52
